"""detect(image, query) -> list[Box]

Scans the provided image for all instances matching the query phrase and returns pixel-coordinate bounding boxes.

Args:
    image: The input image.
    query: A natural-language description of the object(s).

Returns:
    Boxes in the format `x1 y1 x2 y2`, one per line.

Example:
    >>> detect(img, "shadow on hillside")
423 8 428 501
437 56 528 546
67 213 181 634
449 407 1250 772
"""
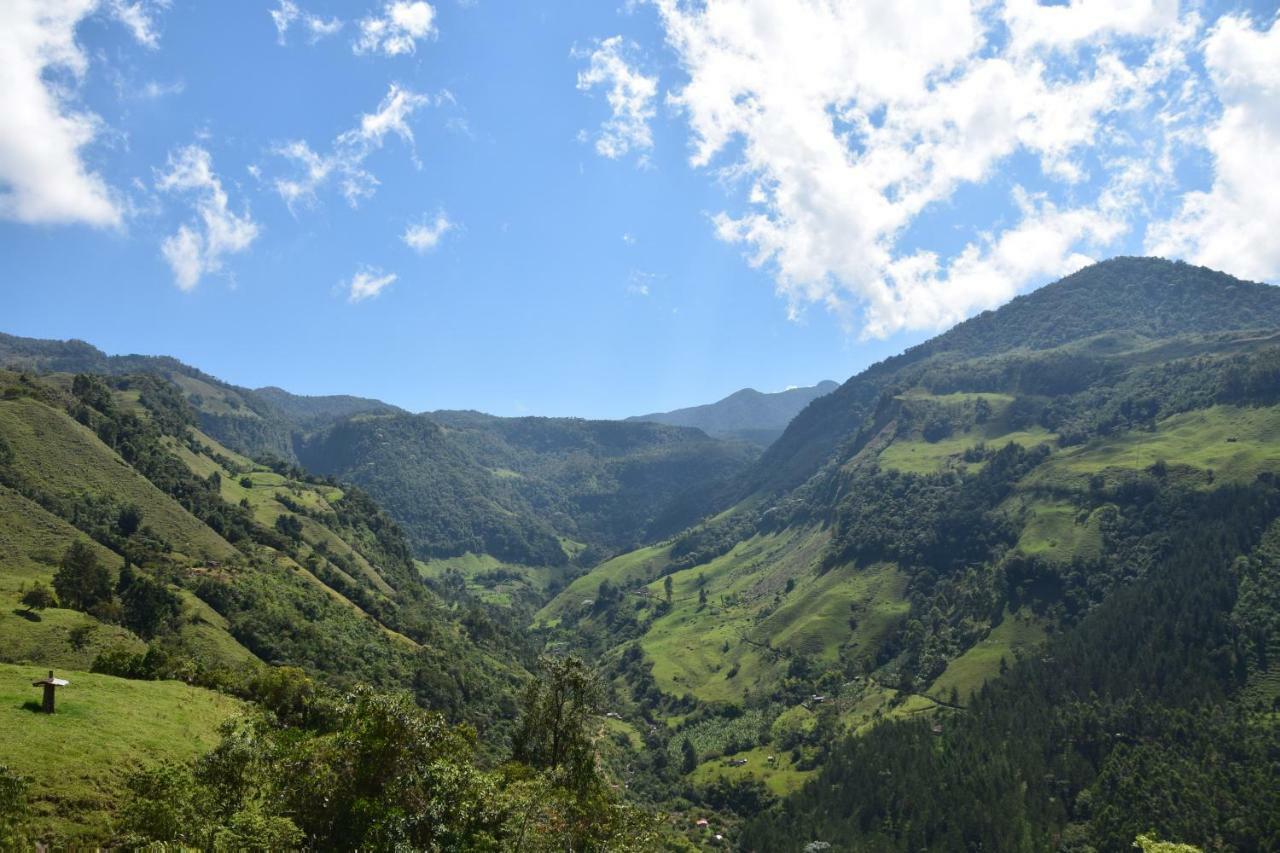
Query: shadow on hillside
10 609 40 622
19 700 44 714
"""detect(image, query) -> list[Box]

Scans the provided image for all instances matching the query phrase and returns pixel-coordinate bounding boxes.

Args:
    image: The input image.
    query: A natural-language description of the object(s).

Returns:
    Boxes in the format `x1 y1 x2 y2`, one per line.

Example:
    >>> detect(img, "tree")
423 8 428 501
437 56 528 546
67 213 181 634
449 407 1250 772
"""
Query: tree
274 514 303 543
511 655 602 794
698 586 708 609
681 737 698 774
20 583 57 614
117 565 180 639
117 503 144 537
663 575 673 604
53 541 113 612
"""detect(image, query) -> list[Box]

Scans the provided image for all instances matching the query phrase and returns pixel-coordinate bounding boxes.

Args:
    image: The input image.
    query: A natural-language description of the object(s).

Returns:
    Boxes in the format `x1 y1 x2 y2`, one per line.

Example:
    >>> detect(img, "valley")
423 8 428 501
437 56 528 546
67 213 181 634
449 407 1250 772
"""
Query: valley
1 258 1279 849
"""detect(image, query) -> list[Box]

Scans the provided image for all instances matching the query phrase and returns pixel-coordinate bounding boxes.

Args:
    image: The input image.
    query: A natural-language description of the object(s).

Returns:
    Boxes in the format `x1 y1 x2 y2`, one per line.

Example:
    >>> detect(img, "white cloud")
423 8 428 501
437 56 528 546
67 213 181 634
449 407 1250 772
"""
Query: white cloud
106 0 168 48
273 84 432 210
347 267 399 302
355 1 436 57
650 0 1204 336
576 36 658 162
156 146 259 290
1002 0 1180 55
270 0 342 45
1146 13 1280 283
403 212 453 252
0 0 167 227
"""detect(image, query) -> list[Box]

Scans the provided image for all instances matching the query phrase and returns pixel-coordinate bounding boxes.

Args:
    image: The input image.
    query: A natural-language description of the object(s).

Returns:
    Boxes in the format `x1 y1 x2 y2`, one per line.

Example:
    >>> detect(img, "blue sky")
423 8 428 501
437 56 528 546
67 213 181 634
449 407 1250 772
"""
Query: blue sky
3 1 1278 419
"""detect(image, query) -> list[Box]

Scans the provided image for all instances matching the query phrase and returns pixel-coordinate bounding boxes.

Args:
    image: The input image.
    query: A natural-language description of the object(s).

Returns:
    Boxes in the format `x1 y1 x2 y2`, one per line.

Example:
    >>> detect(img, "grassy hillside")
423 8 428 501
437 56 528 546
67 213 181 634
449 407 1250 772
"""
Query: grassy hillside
0 663 243 846
0 396 236 562
0 370 530 731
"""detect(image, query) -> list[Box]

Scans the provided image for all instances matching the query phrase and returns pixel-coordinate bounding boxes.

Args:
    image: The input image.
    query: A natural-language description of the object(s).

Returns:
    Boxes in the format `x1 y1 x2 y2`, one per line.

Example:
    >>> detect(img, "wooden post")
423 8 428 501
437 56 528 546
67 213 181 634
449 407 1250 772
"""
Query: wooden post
32 670 69 714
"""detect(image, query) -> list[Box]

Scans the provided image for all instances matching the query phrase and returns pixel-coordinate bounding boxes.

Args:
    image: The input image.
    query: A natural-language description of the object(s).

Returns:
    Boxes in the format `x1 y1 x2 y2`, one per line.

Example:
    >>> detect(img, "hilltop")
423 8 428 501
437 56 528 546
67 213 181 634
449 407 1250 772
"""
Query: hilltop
627 380 839 446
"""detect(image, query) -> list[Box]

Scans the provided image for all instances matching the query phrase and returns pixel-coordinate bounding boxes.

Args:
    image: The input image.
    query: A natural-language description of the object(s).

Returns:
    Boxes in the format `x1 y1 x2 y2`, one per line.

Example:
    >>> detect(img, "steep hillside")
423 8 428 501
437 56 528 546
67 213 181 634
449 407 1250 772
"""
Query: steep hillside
0 333 760 580
752 257 1280 494
541 259 1280 835
628 380 839 446
297 411 759 567
0 370 528 728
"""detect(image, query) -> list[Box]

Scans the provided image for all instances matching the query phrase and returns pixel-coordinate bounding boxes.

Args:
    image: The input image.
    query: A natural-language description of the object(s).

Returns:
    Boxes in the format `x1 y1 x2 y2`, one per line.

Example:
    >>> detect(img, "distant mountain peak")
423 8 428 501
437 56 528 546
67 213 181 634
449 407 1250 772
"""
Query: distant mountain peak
627 380 839 447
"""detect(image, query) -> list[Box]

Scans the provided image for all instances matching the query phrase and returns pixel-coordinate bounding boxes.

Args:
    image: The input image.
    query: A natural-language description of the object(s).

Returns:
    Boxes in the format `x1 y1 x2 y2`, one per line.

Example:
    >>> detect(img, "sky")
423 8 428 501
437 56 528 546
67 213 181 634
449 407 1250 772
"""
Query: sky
2 0 1278 419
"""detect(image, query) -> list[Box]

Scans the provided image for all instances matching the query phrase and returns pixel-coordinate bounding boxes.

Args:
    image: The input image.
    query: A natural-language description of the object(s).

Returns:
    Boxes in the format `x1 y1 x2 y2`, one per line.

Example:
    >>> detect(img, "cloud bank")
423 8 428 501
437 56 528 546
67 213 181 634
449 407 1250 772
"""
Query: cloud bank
633 0 1277 337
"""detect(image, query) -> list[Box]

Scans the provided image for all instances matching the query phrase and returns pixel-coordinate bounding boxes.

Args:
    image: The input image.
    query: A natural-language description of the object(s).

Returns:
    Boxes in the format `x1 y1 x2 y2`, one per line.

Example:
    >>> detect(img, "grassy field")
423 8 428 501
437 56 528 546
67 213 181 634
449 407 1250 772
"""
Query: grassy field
638 528 910 704
690 745 812 797
1010 498 1105 562
928 610 1047 703
1029 405 1280 488
536 541 674 624
879 425 1057 475
416 553 572 607
0 664 243 846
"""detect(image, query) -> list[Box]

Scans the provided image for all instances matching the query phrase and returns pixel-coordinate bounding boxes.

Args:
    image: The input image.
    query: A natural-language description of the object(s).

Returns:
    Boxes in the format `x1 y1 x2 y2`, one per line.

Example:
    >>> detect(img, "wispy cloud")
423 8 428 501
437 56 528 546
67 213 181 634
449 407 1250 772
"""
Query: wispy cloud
403 212 453 252
273 84 435 211
270 0 342 45
107 0 169 49
347 267 399 302
355 1 436 57
576 36 658 164
156 146 259 290
627 269 658 296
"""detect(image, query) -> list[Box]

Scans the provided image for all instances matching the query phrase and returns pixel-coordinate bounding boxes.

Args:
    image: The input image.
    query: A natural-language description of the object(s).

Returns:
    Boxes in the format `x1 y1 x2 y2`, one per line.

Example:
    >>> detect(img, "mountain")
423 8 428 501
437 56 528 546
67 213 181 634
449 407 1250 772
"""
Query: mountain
0 334 403 464
296 410 760 569
750 256 1280 495
252 385 401 426
5 257 1280 849
627 380 839 446
0 334 761 575
540 258 1280 850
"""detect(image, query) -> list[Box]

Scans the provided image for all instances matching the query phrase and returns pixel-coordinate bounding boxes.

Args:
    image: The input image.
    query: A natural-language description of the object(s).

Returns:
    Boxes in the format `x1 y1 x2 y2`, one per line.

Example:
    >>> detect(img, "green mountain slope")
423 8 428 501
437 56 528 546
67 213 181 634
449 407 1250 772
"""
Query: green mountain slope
627 380 839 446
751 257 1280 495
0 334 760 582
297 411 759 567
0 369 527 729
542 258 1280 835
